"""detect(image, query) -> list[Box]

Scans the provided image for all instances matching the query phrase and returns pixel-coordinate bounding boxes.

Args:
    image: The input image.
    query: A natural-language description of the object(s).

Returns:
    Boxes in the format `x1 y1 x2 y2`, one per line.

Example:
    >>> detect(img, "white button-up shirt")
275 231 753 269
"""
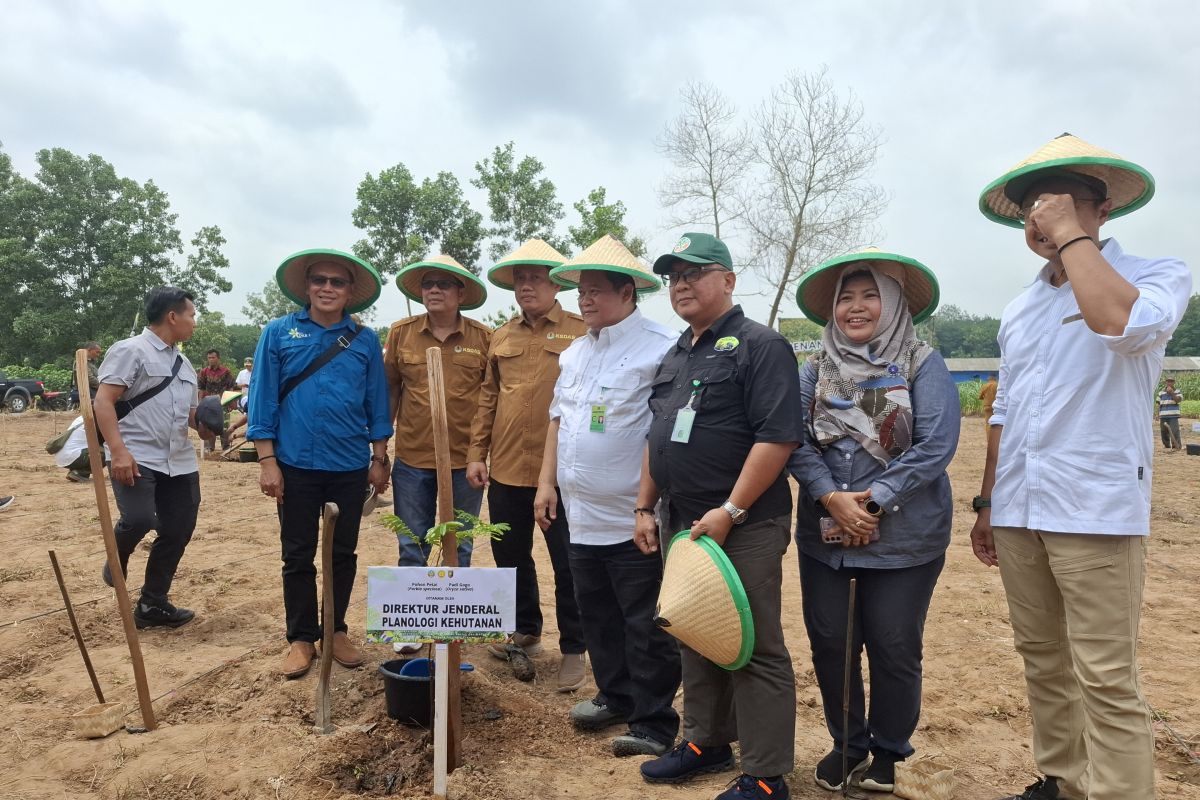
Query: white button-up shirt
550 308 677 545
990 238 1192 535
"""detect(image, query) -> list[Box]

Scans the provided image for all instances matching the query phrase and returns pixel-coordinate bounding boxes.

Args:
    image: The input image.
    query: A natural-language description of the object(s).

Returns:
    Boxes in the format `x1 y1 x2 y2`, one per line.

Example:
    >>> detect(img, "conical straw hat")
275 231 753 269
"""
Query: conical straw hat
276 248 382 314
550 234 662 295
979 132 1155 228
488 238 568 290
654 531 754 671
219 390 243 408
796 247 940 326
396 255 487 310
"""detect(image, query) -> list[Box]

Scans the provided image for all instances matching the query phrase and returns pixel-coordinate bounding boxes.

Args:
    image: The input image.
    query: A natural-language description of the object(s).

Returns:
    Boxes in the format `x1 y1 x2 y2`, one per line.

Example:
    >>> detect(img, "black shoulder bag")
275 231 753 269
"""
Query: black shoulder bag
277 325 363 405
97 354 184 446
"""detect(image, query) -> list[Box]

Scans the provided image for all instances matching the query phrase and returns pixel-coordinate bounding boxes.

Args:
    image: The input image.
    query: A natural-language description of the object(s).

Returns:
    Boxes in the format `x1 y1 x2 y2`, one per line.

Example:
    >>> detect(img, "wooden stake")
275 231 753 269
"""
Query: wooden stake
314 502 339 734
49 549 105 704
426 346 462 788
74 348 157 731
842 576 857 797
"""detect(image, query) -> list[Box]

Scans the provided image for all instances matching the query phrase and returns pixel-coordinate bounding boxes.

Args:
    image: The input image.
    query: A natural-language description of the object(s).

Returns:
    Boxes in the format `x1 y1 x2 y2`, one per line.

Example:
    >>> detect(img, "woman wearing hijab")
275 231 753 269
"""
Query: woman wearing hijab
789 249 959 794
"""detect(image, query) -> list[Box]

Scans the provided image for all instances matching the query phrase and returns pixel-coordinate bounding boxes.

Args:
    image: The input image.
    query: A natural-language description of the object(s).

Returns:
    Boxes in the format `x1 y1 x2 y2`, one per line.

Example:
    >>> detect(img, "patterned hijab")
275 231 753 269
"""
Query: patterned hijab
810 265 932 465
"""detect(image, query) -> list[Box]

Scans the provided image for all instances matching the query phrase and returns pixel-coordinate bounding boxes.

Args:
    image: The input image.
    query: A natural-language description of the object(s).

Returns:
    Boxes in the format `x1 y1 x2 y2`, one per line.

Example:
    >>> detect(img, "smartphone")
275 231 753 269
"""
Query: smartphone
819 516 842 544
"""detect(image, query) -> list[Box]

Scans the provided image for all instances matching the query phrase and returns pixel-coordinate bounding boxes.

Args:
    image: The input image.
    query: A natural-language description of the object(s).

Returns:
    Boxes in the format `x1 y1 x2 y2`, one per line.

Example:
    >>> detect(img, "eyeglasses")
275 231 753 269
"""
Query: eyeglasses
421 278 463 291
1016 197 1104 223
308 275 351 289
665 265 726 286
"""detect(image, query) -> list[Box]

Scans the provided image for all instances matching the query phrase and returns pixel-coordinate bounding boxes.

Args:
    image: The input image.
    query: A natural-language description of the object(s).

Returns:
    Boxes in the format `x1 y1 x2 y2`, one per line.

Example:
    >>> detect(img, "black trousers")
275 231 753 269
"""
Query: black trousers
487 480 585 653
570 539 681 745
111 468 200 606
799 552 945 760
277 463 367 643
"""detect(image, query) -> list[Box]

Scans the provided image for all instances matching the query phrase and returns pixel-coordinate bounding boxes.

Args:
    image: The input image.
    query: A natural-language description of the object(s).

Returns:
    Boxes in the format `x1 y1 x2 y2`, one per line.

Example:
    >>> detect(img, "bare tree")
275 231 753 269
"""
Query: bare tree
655 82 750 239
742 68 887 327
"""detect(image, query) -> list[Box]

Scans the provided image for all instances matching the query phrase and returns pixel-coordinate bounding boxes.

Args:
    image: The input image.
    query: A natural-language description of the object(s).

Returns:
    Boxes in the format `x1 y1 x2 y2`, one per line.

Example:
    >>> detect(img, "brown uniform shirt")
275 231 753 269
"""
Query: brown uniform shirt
384 313 492 469
978 379 998 417
468 302 586 487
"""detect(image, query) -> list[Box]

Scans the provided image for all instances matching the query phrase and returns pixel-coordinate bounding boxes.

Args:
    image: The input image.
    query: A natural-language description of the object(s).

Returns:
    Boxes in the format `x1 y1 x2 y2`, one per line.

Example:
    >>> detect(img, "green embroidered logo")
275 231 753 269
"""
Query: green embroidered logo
714 336 740 352
672 236 691 253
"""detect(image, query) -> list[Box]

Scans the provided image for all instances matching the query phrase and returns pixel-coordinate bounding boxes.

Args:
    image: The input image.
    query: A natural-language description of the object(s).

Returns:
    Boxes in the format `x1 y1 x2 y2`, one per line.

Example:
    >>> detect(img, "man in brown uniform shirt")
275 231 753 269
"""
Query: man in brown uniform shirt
385 255 491 580
467 239 589 691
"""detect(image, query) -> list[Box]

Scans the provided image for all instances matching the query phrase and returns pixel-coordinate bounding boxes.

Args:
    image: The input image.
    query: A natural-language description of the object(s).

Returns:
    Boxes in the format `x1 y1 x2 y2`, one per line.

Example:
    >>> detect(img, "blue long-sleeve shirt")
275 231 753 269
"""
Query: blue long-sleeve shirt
247 308 393 472
788 351 960 569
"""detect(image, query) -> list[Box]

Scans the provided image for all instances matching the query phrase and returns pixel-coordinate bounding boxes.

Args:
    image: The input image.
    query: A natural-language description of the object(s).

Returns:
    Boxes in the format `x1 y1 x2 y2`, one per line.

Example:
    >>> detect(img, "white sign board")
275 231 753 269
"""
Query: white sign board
365 566 516 644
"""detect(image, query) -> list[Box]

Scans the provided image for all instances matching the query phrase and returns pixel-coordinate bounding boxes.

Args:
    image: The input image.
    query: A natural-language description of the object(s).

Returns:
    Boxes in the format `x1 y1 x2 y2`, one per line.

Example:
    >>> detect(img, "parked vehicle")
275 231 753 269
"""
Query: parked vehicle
0 371 47 413
38 390 76 412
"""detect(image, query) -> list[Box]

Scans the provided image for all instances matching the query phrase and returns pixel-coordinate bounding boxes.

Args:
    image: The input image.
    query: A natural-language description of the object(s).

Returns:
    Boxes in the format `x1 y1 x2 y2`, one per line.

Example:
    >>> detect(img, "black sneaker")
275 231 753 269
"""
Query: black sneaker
611 730 670 757
716 774 790 800
100 553 131 588
640 740 735 784
133 601 194 629
570 697 628 731
859 751 903 792
999 777 1060 799
814 749 869 791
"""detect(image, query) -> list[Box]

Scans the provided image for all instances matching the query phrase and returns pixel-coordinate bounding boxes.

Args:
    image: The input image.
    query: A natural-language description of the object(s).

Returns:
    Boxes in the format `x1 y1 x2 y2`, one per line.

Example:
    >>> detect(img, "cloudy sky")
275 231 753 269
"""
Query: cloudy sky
3 0 1197 329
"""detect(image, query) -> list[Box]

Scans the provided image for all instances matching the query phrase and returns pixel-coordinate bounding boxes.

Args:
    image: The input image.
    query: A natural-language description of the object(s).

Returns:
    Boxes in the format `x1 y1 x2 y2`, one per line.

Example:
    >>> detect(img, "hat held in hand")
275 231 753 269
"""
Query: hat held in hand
654 531 754 671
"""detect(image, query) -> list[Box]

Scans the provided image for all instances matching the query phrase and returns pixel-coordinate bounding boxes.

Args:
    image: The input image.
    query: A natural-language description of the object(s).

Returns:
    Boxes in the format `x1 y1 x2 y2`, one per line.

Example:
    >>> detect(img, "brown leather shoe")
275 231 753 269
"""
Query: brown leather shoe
281 641 316 679
556 652 587 692
330 631 364 668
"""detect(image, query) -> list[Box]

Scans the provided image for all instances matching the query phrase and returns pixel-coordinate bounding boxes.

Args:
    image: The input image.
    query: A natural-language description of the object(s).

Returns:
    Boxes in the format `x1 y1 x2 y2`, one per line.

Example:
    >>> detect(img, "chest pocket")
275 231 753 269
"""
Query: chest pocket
598 370 639 402
691 362 740 412
399 351 428 387
449 353 487 394
648 367 680 416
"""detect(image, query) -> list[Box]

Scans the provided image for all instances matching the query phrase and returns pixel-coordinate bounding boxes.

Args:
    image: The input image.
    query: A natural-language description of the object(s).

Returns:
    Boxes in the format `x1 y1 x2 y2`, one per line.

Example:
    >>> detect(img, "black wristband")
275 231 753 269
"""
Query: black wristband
259 454 276 463
634 507 655 517
1057 235 1094 256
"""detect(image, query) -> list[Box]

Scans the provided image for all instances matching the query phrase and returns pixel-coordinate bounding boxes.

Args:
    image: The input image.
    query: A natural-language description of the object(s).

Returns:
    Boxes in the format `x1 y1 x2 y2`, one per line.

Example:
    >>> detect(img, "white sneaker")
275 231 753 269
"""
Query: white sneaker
393 642 421 654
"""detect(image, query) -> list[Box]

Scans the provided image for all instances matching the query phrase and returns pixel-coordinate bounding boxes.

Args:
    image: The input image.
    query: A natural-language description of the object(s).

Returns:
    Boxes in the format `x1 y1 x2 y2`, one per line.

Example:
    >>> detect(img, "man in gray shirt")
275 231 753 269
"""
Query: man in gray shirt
95 287 206 629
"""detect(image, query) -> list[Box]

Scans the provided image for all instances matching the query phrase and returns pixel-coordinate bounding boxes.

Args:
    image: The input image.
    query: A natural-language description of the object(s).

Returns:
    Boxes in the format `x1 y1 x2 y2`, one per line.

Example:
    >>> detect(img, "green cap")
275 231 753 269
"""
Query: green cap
652 232 733 274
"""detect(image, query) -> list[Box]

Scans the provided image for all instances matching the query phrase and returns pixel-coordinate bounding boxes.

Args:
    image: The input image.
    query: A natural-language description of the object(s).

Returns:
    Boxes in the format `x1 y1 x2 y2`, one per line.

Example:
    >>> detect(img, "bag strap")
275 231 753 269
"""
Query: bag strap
114 354 184 420
278 324 363 405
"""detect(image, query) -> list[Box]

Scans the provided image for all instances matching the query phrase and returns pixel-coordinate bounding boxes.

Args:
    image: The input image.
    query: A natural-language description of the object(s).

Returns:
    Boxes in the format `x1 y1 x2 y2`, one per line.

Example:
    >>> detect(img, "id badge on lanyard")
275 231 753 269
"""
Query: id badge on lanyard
670 380 701 443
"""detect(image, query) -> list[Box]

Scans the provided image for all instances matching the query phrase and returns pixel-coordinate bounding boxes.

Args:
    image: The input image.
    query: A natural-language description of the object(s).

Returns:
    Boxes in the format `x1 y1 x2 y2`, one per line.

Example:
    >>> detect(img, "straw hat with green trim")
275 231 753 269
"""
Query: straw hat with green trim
549 234 662 296
796 247 940 326
488 238 568 290
219 390 243 408
396 255 487 311
979 132 1155 228
654 531 755 671
276 249 382 315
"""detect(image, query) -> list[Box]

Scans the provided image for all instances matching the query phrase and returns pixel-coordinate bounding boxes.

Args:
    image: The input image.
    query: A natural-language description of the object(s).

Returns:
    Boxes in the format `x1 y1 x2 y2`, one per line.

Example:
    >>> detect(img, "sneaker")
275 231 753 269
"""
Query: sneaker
859 751 903 792
487 633 544 659
393 641 422 654
999 776 1061 799
66 470 90 483
133 601 195 629
612 730 670 757
556 652 587 692
716 774 790 800
640 740 736 784
100 552 131 588
570 697 628 731
0 495 13 512
814 749 869 791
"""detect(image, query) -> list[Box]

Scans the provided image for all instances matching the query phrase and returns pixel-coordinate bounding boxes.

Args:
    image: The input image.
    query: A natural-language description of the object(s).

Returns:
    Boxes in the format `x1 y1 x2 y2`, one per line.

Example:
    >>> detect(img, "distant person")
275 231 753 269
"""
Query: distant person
247 249 392 680
197 350 236 453
972 134 1192 800
47 416 92 482
978 374 998 432
1157 376 1183 451
384 255 491 653
71 341 102 405
94 287 204 630
235 357 253 411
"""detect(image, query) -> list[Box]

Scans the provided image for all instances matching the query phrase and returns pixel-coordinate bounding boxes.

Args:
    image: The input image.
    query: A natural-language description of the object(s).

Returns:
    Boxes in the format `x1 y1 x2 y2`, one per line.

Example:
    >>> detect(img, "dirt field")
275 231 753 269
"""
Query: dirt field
0 411 1197 800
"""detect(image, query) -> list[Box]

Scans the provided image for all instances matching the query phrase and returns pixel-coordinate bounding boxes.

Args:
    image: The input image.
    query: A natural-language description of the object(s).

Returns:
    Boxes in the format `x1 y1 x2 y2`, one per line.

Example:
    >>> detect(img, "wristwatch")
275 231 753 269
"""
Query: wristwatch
370 454 391 466
721 500 749 525
864 499 885 518
971 495 991 512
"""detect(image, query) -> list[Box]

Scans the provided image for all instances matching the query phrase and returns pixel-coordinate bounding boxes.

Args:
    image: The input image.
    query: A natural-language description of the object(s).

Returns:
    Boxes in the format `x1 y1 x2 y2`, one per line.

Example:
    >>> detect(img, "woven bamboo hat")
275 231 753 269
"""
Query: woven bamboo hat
654 531 754 671
396 255 487 310
797 247 940 326
219 390 243 408
488 238 569 290
276 249 382 314
979 132 1155 228
549 234 662 295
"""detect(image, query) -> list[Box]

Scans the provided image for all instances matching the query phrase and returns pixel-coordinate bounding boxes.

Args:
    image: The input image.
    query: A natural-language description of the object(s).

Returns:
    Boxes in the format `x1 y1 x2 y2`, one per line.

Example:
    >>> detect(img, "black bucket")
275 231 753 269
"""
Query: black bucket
379 658 432 727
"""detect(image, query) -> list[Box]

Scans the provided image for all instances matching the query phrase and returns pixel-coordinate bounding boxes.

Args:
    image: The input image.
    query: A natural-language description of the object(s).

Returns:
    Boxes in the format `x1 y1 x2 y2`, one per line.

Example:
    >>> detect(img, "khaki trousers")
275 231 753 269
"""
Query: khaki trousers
993 528 1155 800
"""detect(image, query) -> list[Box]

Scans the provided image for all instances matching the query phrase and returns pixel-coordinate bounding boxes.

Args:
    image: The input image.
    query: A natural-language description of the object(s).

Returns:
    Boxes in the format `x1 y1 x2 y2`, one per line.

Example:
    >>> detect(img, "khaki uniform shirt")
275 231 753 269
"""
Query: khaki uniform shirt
385 313 492 469
468 302 586 487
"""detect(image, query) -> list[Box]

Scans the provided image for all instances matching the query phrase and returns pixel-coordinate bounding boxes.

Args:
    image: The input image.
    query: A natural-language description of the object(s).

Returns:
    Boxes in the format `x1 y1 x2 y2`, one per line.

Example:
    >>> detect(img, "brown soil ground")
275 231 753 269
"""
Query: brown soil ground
0 411 1197 800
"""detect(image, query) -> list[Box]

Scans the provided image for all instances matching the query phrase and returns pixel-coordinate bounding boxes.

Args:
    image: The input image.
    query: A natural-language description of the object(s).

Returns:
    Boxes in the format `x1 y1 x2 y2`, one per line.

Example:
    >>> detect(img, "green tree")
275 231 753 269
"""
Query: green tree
568 187 645 256
187 310 233 368
225 323 264 365
1166 293 1200 356
482 304 520 329
472 142 568 259
242 279 295 325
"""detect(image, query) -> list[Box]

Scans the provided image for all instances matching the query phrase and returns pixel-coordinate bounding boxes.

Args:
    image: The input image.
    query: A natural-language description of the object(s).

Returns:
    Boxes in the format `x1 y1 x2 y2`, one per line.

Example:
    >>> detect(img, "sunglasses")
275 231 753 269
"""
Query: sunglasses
666 265 726 286
421 278 463 291
308 275 351 289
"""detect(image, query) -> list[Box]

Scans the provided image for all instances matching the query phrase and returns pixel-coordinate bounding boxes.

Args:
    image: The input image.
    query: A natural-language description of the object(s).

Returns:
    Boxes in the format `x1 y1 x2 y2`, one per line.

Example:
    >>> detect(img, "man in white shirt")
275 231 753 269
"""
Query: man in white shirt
235 357 253 411
971 134 1192 800
534 238 681 758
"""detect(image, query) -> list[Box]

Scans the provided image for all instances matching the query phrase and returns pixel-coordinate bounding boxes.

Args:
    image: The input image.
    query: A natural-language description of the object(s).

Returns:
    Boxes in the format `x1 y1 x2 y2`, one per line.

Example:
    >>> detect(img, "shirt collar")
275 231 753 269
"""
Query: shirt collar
522 300 563 330
418 312 466 337
140 327 173 351
591 308 642 344
296 306 354 330
676 304 743 348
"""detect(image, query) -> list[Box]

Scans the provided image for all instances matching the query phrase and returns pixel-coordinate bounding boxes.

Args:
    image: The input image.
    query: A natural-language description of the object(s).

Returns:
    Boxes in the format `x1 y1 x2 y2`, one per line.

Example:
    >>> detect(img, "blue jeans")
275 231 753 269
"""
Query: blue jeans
391 459 481 567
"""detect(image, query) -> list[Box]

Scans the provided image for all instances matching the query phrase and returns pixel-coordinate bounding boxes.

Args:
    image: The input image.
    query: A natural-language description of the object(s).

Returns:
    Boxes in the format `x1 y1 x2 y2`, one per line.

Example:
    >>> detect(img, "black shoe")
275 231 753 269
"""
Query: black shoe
716 774 790 800
100 553 131 588
133 601 195 629
611 731 670 757
640 740 735 784
859 751 903 792
999 777 1060 799
570 697 628 731
814 749 869 791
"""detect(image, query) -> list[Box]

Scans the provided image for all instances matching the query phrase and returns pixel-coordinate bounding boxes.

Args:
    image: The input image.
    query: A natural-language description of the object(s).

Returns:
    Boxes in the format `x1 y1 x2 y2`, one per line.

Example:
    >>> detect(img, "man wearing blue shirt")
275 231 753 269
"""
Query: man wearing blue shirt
248 249 393 679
